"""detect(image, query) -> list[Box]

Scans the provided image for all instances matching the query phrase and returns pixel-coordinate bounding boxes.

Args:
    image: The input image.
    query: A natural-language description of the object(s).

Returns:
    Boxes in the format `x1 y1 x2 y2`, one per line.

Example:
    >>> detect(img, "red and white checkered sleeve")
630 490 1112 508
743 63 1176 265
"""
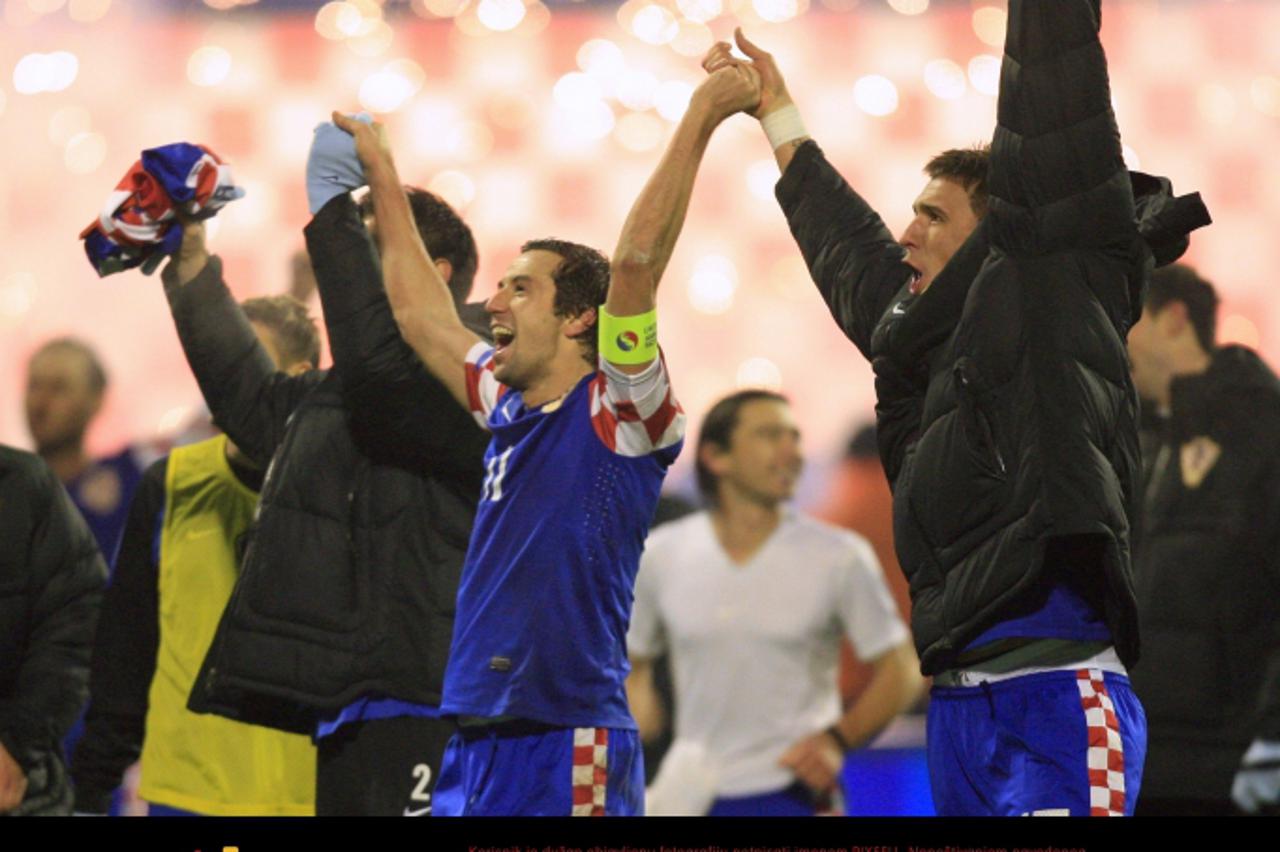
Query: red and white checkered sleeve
462 342 506 429
589 349 686 457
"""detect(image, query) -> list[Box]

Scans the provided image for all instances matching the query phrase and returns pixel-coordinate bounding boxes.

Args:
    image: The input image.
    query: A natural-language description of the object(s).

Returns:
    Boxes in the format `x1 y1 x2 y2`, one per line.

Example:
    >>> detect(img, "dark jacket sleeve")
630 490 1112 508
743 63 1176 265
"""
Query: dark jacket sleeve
0 458 106 778
988 0 1134 258
70 460 166 814
161 256 324 468
774 141 912 360
303 194 489 481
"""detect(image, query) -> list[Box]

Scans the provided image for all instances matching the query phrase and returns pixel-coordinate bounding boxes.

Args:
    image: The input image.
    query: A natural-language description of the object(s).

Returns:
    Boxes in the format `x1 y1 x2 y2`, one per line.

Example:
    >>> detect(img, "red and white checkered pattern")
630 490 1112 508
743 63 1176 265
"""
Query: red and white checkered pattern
570 727 608 817
1076 668 1126 817
589 356 684 458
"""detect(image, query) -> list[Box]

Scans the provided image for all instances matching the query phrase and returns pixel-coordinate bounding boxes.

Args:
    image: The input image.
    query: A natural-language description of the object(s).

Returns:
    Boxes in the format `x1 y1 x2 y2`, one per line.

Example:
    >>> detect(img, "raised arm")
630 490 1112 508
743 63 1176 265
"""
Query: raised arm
330 113 480 409
603 65 760 362
162 223 323 467
304 193 489 481
706 31 909 359
988 0 1131 256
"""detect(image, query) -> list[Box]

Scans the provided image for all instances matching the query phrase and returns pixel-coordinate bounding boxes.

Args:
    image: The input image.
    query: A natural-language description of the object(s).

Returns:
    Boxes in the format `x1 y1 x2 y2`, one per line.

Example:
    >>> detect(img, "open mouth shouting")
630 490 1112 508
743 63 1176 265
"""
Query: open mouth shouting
904 259 925 294
492 324 515 355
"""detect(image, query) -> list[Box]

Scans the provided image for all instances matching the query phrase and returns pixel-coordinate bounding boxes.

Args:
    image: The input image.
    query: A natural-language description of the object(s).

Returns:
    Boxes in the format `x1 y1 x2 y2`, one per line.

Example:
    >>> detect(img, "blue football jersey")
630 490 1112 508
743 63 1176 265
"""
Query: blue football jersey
440 344 684 729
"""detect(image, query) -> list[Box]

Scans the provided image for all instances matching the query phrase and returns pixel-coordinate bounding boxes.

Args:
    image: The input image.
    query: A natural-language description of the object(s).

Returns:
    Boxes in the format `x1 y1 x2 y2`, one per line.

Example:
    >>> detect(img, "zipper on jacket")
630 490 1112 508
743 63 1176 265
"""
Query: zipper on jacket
956 361 1007 476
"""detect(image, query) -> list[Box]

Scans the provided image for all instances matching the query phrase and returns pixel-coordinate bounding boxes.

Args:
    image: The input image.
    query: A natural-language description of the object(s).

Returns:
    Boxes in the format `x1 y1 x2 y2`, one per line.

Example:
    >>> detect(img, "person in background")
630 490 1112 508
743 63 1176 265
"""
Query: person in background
25 337 150 563
0 444 106 815
628 390 922 816
71 296 320 817
1127 264 1280 816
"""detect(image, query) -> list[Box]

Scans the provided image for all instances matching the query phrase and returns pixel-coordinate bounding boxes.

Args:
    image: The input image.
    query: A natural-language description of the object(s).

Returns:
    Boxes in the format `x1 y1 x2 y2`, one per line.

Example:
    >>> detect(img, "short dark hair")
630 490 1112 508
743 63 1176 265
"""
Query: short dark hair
31 337 107 395
360 186 478 305
242 295 322 368
519 238 611 363
1147 264 1219 352
925 145 991 218
695 389 789 505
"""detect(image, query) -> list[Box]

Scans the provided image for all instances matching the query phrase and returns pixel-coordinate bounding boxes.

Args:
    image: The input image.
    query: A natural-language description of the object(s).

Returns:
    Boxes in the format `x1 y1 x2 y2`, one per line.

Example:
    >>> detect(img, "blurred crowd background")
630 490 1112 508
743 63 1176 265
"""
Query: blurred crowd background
2 0 1277 504
1 0 1275 814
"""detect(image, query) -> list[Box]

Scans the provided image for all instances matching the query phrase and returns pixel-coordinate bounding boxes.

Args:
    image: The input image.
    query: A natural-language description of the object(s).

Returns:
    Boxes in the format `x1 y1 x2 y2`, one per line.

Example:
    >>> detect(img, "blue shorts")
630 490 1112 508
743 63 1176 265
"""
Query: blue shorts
927 668 1146 816
708 782 842 816
432 724 643 816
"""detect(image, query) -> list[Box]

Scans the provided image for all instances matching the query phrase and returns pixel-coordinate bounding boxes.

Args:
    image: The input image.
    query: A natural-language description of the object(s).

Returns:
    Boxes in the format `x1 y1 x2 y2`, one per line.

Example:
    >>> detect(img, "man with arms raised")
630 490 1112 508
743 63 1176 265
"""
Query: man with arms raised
707 0 1210 815
330 63 760 815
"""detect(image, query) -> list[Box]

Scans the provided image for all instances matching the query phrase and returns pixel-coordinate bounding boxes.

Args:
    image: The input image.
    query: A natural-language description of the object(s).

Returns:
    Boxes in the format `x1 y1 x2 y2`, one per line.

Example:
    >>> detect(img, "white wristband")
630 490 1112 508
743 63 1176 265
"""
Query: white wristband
761 103 808 151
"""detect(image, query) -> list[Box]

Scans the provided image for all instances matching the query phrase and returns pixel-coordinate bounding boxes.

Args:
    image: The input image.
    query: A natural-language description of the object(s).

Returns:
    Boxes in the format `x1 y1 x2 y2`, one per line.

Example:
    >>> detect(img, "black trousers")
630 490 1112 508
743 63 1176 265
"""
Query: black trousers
315 715 457 816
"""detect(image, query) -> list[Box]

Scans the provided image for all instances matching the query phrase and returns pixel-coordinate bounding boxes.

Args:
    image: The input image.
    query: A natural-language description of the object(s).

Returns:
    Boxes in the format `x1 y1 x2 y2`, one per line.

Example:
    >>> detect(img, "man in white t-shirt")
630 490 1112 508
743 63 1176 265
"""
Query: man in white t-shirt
627 390 924 816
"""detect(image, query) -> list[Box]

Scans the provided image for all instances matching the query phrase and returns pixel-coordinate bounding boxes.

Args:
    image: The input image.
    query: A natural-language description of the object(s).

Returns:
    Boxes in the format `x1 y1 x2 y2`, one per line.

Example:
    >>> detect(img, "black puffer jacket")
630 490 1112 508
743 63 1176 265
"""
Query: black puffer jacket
173 197 489 733
0 446 106 815
1131 346 1280 800
776 0 1210 675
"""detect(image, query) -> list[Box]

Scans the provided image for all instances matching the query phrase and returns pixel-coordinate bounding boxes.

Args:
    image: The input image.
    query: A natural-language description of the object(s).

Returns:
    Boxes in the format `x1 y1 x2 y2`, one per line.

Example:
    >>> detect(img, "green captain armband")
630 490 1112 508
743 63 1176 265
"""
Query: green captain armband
599 306 658 365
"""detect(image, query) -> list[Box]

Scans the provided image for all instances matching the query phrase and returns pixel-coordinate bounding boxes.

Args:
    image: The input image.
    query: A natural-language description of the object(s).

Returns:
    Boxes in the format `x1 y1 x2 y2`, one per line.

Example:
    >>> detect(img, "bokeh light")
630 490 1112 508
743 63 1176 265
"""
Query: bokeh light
671 20 713 59
687 254 738 315
887 0 928 14
13 51 80 94
752 0 800 24
615 69 660 112
654 80 695 122
853 75 898 117
677 0 722 25
0 273 36 321
577 39 625 83
64 130 107 174
554 72 605 110
924 59 966 100
632 4 678 46
359 74 413 113
972 6 1006 48
428 169 477 210
476 0 525 32
187 46 232 88
736 356 783 390
68 0 110 22
967 54 1000 96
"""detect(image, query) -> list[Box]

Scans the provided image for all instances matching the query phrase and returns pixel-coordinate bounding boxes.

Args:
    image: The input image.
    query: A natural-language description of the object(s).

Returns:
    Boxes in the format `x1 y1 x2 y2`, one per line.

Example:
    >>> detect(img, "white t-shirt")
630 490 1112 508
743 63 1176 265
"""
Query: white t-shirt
628 510 909 798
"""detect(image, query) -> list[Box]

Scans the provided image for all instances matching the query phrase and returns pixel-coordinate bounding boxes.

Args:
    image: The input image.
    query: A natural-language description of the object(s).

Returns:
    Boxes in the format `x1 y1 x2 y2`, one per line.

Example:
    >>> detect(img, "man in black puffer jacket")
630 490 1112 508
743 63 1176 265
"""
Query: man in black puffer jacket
1128 265 1280 816
0 446 106 815
707 0 1210 815
159 186 489 815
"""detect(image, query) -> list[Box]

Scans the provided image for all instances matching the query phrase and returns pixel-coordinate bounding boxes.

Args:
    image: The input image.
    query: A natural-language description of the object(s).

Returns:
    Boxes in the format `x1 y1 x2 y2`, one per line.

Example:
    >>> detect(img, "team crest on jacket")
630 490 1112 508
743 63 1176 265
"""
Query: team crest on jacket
1179 436 1221 489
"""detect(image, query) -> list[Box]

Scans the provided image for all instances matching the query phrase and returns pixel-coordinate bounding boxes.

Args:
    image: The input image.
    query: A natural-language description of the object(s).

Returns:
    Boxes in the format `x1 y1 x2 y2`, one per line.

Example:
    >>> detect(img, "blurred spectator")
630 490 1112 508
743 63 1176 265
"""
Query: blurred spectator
0 445 106 815
1128 264 1280 816
628 391 922 815
24 338 149 561
24 337 154 769
71 297 319 817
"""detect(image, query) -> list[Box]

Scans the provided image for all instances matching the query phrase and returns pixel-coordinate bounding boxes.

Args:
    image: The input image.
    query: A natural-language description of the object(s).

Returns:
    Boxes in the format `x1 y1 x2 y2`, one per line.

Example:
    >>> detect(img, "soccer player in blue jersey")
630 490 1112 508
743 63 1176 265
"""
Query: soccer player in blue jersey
330 64 762 816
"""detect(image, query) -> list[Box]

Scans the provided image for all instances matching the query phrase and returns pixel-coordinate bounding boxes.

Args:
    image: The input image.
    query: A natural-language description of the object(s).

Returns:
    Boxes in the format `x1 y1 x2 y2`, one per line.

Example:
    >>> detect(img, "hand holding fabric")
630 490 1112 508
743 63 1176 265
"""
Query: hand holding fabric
306 112 374 215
